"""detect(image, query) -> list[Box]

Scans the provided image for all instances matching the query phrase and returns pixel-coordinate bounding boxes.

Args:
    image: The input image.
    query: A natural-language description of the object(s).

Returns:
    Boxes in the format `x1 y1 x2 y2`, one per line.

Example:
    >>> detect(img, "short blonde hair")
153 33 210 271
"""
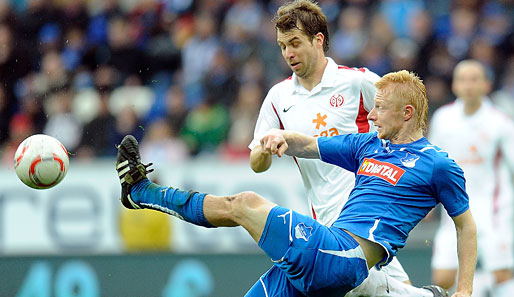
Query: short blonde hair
375 70 428 132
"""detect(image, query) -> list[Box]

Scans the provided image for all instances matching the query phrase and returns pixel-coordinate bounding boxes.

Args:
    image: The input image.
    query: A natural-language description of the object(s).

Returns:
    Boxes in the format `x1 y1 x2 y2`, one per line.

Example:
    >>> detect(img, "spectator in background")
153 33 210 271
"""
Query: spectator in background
0 0 513 166
43 86 83 152
330 6 368 66
140 118 189 166
180 98 230 156
222 81 262 159
181 10 220 108
76 65 118 158
0 23 31 146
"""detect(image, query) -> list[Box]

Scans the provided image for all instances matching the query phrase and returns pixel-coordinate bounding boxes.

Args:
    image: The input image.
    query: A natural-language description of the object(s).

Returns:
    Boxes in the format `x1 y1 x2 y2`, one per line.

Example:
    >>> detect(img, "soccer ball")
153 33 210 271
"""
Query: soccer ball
14 134 69 189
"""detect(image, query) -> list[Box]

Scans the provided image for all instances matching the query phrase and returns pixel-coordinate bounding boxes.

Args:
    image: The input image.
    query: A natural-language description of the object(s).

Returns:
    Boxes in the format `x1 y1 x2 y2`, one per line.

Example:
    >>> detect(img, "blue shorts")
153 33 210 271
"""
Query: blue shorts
246 206 369 297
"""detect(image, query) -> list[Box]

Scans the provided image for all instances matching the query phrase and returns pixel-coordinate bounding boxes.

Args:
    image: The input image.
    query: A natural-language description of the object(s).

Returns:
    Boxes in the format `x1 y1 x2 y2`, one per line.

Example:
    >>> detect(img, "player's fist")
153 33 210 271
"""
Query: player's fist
260 129 288 157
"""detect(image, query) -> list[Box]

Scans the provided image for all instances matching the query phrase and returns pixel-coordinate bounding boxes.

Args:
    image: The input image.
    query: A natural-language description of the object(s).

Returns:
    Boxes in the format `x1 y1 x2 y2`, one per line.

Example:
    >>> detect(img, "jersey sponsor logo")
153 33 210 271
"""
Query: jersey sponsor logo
283 104 295 112
312 113 328 129
400 152 419 168
358 158 405 185
294 223 313 241
329 94 344 108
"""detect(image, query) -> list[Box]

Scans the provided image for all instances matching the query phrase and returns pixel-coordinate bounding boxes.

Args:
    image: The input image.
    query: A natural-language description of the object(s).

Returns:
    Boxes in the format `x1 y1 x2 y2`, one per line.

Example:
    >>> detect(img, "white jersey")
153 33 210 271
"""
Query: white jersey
429 98 514 227
249 57 378 226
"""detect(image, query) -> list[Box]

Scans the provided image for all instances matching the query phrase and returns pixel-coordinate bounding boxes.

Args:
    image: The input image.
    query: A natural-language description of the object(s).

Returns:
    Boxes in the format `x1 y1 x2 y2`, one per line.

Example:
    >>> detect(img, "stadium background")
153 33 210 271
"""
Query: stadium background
0 0 513 296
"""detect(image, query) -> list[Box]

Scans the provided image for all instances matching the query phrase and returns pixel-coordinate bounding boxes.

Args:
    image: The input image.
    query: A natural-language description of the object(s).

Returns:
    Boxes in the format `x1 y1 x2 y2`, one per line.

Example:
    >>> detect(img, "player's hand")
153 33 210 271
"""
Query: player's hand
260 129 288 157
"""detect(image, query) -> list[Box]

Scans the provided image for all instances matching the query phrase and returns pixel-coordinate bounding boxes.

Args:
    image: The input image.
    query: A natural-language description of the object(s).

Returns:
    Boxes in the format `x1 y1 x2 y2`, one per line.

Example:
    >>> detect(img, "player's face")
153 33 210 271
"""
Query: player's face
277 28 320 79
368 90 404 141
452 64 490 103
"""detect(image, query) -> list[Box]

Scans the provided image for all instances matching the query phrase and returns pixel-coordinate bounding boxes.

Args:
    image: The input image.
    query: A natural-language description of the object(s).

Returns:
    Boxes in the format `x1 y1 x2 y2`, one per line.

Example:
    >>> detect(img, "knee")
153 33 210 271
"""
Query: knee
493 269 513 284
432 270 456 289
228 191 269 219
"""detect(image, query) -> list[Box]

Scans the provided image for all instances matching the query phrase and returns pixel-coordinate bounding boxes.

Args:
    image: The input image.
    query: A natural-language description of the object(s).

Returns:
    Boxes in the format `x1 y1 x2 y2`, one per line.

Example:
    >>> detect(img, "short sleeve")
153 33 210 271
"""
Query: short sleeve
249 89 280 149
360 68 380 112
318 133 373 173
499 115 514 172
432 156 470 217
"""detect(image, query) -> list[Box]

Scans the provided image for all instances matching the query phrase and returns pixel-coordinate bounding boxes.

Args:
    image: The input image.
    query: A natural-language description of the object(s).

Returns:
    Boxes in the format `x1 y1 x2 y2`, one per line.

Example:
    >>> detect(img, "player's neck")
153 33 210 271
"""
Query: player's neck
462 98 482 116
298 57 328 91
390 128 424 145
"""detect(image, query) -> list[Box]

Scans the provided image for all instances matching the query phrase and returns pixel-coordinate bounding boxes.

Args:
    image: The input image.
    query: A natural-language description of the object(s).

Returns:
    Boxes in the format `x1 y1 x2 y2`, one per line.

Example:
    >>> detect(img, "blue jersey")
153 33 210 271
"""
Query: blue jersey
318 132 469 266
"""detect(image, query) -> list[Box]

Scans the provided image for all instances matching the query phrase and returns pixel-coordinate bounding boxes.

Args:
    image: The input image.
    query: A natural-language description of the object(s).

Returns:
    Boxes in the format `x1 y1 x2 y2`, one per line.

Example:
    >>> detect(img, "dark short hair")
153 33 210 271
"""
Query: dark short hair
274 0 329 53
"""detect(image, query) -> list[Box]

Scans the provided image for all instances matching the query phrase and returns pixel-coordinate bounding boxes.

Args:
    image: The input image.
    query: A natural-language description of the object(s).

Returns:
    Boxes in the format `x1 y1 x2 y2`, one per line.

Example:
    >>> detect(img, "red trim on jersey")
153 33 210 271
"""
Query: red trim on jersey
311 204 317 220
492 149 502 216
356 92 370 132
338 65 366 73
271 103 302 173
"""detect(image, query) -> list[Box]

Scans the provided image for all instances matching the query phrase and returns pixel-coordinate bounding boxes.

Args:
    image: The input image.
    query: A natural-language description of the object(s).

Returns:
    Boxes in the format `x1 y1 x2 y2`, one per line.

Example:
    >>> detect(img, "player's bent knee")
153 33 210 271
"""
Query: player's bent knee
493 269 513 284
230 191 274 219
432 270 456 289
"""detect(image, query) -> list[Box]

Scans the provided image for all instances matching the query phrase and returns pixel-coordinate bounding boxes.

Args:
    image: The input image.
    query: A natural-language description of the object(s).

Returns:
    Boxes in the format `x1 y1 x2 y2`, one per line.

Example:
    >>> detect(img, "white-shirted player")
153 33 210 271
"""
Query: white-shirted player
430 60 514 297
249 1 447 296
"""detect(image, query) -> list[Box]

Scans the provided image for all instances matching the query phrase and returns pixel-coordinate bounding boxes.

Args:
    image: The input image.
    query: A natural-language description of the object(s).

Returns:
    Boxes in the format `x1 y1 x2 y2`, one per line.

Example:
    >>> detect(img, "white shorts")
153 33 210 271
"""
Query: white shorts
379 257 410 283
431 212 513 271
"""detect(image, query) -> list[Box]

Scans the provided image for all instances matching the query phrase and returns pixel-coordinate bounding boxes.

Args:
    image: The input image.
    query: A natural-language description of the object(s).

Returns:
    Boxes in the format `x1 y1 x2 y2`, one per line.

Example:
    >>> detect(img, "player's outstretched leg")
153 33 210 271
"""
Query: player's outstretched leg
116 135 214 227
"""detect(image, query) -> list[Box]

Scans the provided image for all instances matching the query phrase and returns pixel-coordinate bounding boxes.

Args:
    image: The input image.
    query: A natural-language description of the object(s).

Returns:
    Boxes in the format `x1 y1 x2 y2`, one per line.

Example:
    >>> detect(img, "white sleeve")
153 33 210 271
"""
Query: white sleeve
360 68 380 112
428 109 444 146
248 90 281 150
499 115 514 172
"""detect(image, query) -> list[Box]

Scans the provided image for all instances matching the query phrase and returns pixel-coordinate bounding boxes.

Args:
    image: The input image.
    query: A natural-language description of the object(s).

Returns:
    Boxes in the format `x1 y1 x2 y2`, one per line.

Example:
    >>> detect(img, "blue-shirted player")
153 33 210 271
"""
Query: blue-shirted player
115 70 477 297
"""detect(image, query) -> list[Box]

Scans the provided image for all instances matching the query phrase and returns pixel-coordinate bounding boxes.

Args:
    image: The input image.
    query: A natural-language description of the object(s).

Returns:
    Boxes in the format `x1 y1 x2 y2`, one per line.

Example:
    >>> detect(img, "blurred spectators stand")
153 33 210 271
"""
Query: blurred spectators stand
1 0 514 164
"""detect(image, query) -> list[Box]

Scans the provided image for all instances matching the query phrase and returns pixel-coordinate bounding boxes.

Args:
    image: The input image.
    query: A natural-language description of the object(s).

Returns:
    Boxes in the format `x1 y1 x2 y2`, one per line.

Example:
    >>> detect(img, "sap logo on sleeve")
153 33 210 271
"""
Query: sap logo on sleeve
358 158 405 185
295 223 313 241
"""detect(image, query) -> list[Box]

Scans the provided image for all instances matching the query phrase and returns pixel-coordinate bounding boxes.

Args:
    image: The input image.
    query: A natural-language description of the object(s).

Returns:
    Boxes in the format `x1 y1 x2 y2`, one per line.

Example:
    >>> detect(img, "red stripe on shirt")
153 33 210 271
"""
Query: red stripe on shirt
356 92 370 132
271 103 301 173
311 204 317 220
493 148 502 216
338 65 366 73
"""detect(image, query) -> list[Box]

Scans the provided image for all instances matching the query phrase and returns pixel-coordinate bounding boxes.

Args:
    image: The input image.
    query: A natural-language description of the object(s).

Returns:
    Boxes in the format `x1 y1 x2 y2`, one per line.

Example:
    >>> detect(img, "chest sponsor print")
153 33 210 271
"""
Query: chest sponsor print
358 158 405 185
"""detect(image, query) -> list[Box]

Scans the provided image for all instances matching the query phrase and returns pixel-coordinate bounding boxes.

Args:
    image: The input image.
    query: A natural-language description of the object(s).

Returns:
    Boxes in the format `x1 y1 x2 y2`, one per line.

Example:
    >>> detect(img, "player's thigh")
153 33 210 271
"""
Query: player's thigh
380 257 410 283
259 206 368 296
245 266 305 297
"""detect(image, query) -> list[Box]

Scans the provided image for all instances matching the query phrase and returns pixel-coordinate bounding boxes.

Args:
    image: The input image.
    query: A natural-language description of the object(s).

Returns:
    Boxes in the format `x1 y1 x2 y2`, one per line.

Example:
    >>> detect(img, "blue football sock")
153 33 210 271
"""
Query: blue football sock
130 179 214 228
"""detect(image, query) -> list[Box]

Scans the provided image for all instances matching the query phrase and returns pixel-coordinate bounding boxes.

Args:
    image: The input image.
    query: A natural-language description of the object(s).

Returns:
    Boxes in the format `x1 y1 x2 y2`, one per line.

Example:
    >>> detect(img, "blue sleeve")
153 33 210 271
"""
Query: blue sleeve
432 156 469 217
317 133 372 173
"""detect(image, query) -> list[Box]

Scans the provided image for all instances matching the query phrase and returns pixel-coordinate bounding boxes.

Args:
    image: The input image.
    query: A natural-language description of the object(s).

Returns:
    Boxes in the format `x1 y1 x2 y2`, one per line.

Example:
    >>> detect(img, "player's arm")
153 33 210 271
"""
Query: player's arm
451 209 477 297
250 146 272 173
260 128 319 159
248 89 281 173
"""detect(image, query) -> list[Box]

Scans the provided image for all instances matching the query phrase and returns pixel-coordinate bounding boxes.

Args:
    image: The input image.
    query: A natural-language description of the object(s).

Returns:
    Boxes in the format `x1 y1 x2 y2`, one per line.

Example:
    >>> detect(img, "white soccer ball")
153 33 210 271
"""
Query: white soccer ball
14 134 69 189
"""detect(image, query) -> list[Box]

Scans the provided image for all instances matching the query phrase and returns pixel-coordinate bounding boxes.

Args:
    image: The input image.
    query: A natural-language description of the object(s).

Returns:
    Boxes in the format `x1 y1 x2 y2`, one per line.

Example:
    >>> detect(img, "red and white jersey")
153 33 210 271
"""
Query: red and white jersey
429 98 514 230
249 58 379 226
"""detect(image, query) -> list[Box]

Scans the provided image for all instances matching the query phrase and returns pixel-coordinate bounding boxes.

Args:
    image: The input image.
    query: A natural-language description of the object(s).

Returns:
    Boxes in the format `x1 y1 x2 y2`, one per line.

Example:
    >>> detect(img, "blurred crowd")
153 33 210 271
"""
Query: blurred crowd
1 0 513 165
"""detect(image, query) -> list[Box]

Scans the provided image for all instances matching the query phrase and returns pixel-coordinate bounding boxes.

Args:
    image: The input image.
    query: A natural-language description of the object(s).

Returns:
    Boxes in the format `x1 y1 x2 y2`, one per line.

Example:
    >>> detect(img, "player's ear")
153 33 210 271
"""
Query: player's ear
403 105 414 122
314 32 324 48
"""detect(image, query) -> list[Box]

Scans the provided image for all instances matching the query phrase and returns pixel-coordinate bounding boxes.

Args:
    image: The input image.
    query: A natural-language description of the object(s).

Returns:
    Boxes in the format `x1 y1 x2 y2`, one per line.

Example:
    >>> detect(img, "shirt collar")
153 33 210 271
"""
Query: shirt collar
291 57 338 95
